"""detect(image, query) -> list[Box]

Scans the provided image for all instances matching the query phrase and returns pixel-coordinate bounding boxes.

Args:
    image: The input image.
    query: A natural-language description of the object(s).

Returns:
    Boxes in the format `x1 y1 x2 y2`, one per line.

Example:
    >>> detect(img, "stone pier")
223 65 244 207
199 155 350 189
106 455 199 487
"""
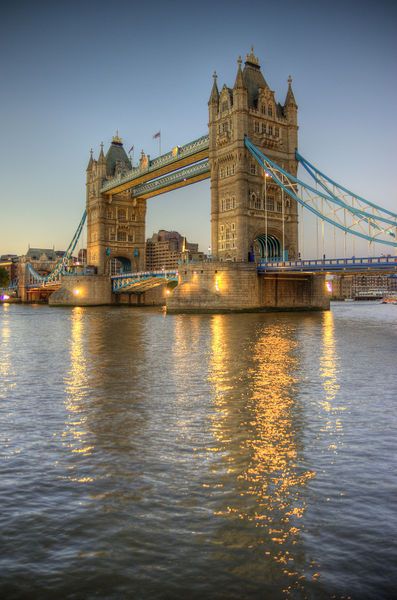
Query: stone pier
49 275 112 306
167 262 330 313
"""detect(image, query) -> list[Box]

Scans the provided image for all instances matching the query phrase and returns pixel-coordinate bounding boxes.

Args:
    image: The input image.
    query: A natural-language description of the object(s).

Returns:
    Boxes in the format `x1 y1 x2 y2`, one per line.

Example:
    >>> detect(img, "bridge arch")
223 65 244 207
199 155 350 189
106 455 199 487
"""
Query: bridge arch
252 233 283 261
108 256 131 275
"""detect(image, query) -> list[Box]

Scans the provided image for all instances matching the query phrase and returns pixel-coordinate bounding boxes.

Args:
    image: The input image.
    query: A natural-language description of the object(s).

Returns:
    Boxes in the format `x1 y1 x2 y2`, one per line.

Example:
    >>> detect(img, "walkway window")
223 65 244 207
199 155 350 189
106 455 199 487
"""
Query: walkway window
266 198 274 211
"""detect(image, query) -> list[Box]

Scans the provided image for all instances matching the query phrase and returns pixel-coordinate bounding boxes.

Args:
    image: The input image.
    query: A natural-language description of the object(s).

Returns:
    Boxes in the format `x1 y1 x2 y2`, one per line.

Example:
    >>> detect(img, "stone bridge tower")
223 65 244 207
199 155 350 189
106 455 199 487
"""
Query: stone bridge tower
209 48 299 261
86 134 146 275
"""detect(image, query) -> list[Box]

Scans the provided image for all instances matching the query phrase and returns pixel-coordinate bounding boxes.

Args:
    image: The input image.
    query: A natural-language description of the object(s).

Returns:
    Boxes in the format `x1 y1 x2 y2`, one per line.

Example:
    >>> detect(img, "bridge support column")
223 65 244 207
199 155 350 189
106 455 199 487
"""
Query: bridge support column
49 275 112 306
259 273 330 311
167 262 330 313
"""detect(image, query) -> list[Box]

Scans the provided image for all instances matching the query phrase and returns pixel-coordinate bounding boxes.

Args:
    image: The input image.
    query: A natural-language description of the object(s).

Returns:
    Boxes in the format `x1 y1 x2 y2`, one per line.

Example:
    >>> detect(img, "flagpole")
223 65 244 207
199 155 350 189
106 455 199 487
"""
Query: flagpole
159 130 161 156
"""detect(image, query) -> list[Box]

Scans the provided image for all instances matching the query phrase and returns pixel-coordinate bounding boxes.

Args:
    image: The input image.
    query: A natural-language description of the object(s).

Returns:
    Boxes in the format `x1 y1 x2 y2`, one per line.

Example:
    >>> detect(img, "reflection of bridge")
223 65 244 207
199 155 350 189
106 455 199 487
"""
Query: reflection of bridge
5 49 397 311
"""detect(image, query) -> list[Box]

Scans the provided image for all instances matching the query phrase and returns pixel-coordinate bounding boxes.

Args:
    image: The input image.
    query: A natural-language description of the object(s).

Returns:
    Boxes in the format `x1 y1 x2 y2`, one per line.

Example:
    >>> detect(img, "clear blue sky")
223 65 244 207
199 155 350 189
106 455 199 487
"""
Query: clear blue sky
1 0 396 257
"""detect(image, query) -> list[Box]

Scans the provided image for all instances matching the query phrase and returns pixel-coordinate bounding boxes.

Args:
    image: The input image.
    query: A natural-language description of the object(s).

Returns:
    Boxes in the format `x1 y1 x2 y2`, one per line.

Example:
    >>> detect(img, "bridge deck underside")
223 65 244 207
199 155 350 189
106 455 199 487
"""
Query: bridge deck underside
102 149 209 196
113 277 176 293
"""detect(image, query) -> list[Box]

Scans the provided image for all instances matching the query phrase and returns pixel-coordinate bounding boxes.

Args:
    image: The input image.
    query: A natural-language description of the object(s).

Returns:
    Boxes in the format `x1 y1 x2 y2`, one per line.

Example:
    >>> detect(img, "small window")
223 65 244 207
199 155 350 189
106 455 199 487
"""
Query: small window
254 121 260 133
266 198 274 211
118 231 127 241
118 209 126 222
222 101 228 112
268 106 273 116
250 163 257 175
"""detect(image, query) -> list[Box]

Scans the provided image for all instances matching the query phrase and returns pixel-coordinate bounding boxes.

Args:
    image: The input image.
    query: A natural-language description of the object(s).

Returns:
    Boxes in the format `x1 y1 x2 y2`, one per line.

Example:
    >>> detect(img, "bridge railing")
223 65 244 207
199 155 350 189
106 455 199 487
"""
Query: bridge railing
101 135 209 193
258 255 397 271
111 269 178 280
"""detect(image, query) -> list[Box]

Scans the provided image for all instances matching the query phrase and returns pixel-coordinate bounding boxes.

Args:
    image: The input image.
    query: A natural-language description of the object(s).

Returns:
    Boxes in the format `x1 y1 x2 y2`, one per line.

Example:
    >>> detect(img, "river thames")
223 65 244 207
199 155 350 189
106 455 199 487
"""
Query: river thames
0 302 396 599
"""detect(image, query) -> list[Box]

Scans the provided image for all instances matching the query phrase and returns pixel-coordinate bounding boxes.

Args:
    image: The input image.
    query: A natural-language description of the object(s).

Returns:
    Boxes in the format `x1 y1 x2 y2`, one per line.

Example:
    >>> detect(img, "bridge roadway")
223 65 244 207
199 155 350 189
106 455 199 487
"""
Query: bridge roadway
257 255 397 273
111 256 397 293
101 135 209 197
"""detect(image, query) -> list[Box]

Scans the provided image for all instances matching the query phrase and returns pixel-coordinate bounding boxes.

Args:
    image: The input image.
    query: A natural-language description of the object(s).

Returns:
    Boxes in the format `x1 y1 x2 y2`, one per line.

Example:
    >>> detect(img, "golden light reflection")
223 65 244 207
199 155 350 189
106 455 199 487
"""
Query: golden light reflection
63 307 94 479
208 316 317 589
0 304 15 399
319 310 343 450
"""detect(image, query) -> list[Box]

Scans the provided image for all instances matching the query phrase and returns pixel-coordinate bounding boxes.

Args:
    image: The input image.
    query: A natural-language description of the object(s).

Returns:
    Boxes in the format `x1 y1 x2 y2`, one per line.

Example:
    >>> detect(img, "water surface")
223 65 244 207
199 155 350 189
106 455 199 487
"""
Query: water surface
0 302 396 599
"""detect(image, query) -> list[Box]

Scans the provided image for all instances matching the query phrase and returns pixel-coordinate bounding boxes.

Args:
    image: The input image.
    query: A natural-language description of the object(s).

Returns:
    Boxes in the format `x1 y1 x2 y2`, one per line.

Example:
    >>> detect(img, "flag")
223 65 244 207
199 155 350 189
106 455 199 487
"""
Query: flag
153 131 160 139
128 145 134 153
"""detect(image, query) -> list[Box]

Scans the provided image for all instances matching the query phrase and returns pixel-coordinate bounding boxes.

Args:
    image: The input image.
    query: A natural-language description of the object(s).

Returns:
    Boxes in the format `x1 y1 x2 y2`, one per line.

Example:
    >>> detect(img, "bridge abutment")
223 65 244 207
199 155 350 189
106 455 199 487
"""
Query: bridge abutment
49 275 112 306
167 262 330 313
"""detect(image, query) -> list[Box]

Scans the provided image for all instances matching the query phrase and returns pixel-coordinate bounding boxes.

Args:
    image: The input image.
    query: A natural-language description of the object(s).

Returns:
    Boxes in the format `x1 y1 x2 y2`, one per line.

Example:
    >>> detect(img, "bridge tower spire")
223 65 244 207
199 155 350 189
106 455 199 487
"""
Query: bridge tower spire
208 50 299 261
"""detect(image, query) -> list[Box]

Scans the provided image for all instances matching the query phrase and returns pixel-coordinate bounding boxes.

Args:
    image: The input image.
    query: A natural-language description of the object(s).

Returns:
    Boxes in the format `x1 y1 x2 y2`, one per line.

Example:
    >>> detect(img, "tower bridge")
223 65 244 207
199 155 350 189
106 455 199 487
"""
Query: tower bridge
7 48 396 311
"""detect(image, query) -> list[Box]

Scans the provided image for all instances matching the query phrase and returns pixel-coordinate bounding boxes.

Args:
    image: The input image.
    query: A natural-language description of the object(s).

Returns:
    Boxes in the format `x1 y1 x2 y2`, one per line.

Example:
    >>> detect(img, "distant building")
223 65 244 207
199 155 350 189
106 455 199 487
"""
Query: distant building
146 230 204 270
22 247 62 276
331 273 396 300
0 257 18 284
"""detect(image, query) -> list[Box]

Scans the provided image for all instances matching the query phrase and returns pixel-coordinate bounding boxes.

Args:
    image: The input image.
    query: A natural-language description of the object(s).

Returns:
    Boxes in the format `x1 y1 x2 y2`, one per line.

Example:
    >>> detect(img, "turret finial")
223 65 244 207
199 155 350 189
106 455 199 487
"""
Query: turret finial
213 70 217 81
112 131 122 144
237 56 242 67
288 75 292 86
246 46 259 66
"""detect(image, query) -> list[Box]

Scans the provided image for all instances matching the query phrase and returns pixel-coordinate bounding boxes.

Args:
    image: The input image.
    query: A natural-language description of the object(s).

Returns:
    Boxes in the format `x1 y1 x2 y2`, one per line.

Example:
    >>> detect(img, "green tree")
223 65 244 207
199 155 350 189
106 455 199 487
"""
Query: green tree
0 267 9 287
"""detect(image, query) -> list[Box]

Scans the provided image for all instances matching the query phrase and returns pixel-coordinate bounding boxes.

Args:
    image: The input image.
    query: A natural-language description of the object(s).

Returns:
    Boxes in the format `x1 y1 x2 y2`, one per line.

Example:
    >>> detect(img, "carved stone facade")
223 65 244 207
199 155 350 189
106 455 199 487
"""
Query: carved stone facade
209 49 299 261
86 136 146 275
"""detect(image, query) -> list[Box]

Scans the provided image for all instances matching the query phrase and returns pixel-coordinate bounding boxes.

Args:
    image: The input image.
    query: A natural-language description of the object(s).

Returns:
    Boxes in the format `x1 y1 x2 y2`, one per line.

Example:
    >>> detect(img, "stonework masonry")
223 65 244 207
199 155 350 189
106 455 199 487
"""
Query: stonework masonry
209 48 299 263
86 136 146 275
167 262 330 313
49 275 112 306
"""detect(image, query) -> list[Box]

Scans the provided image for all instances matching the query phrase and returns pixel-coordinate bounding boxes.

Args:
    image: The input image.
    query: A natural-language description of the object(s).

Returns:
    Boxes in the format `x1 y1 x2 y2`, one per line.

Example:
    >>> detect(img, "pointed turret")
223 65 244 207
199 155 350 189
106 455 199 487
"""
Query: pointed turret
233 56 248 111
98 142 106 164
285 75 297 108
86 148 94 172
208 71 219 105
233 56 245 89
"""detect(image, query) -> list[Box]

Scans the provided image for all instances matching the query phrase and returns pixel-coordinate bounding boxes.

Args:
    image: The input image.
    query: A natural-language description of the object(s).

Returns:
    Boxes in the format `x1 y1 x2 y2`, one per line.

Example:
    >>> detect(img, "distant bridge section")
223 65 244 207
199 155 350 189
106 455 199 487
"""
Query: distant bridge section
258 255 397 273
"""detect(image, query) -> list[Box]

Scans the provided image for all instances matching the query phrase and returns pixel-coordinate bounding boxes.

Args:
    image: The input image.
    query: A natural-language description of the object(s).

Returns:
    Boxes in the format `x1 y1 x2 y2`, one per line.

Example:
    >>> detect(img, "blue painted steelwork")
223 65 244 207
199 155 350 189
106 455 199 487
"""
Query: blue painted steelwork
245 138 397 247
131 160 209 197
26 210 87 287
296 151 397 221
112 269 178 293
101 135 209 194
257 255 397 273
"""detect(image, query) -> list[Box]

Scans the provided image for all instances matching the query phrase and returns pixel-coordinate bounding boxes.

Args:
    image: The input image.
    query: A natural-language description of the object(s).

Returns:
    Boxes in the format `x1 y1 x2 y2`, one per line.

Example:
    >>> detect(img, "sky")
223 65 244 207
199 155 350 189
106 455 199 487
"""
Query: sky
1 0 396 258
